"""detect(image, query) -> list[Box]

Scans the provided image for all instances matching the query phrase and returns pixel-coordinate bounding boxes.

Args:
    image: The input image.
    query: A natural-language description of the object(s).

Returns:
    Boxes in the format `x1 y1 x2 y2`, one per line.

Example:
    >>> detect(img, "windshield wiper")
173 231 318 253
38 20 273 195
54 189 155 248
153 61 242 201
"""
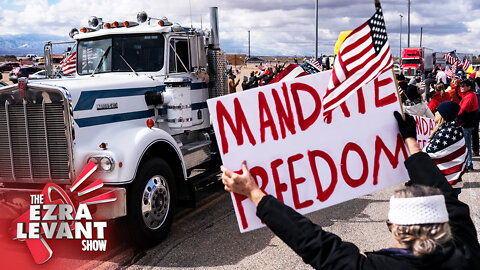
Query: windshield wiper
91 46 111 77
119 54 139 77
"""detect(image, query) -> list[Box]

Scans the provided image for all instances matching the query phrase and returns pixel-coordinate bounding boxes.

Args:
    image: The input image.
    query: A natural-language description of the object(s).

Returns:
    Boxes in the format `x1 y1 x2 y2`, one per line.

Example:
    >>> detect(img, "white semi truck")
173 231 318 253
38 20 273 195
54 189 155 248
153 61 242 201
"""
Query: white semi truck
0 7 227 246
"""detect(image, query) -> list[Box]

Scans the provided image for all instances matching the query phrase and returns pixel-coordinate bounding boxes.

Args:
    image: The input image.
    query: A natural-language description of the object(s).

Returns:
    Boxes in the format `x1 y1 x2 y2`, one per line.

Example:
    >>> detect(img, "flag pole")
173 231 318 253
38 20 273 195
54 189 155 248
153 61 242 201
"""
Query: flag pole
391 67 406 120
372 1 405 119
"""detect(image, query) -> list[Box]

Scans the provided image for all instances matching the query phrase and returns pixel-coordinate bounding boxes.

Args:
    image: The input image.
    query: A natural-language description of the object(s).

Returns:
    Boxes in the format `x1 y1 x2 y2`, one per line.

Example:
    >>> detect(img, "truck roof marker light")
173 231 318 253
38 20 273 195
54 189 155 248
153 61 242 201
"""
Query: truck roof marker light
123 21 138 28
112 21 119 28
146 119 154 128
158 20 165 26
99 142 107 149
104 23 111 29
80 27 95 33
119 162 123 168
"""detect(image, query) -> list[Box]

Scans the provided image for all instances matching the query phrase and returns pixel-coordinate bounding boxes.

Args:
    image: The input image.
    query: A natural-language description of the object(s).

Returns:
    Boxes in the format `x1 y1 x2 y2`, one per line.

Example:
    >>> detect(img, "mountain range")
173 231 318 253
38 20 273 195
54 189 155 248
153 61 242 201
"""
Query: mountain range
0 34 72 56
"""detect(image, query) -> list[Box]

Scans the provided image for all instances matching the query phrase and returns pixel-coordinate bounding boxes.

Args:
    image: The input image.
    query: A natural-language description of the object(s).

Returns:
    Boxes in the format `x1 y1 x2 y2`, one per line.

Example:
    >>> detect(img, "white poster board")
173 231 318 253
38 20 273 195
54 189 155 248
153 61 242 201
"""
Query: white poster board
207 70 410 232
414 115 435 150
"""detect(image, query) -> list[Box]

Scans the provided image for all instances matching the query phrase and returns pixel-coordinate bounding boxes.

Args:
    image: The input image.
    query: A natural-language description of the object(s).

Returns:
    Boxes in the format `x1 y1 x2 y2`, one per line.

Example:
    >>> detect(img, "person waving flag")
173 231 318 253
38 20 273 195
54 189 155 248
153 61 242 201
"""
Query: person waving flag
322 0 393 118
443 50 459 65
462 57 471 72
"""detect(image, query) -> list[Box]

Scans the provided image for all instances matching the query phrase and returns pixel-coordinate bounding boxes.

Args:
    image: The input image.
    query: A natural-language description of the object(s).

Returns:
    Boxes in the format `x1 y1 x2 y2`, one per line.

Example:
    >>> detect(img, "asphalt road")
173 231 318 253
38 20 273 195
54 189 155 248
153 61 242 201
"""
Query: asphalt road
55 157 480 270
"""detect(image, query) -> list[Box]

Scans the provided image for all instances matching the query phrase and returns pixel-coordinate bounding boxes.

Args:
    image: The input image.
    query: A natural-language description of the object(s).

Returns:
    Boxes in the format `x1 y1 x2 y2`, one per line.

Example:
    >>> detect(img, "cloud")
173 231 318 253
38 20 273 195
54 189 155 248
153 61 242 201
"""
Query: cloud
0 0 479 56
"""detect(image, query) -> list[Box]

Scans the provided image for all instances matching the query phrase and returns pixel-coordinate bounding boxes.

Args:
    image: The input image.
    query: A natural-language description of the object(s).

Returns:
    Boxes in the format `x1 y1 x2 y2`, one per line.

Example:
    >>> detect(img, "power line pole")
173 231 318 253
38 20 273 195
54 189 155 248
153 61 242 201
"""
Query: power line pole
248 30 251 58
420 27 423 47
248 30 250 58
315 0 319 59
407 0 411 48
399 14 403 58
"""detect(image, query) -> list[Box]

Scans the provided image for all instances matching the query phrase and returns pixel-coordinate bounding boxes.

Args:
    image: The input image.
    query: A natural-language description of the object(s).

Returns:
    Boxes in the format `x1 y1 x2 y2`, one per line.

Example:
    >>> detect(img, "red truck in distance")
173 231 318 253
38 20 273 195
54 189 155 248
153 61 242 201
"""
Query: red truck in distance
401 47 435 78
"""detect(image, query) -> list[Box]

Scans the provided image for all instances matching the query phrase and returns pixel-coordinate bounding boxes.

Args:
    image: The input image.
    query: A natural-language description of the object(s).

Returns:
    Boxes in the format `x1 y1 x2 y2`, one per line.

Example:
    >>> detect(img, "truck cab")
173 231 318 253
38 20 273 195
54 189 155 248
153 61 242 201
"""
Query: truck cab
0 8 227 247
401 48 423 78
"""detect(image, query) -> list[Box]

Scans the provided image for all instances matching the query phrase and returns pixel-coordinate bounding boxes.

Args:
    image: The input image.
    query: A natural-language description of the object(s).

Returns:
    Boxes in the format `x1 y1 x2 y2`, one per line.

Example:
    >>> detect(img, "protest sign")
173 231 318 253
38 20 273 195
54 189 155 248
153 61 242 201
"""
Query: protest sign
414 115 435 149
207 70 410 232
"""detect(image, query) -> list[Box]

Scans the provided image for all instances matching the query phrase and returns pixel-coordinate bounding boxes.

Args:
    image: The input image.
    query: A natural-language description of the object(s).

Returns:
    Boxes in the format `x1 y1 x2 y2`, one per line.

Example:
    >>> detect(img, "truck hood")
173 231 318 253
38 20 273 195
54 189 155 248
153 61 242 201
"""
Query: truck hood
29 74 164 110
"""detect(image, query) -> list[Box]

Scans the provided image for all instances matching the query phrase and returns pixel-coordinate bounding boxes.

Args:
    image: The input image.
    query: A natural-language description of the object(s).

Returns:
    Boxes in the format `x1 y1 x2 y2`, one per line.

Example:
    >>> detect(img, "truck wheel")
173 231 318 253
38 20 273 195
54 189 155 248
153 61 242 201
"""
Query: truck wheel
127 158 176 248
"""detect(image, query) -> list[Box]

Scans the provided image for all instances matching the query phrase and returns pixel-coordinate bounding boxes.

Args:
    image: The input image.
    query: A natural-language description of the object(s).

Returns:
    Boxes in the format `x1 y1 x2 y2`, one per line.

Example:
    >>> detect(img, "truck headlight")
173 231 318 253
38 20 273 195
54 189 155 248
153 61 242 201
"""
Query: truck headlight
87 156 115 172
100 157 113 171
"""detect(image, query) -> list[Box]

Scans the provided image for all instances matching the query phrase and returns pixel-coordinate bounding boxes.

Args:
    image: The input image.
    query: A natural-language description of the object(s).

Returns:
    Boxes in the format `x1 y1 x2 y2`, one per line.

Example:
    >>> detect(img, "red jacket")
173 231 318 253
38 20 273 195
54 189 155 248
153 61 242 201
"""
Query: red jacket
458 90 479 128
458 91 479 114
428 91 451 113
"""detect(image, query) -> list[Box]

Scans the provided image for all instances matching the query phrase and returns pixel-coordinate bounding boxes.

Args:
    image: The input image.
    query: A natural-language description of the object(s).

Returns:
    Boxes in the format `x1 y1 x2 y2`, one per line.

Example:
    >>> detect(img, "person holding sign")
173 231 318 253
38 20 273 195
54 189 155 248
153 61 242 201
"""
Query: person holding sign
221 112 480 270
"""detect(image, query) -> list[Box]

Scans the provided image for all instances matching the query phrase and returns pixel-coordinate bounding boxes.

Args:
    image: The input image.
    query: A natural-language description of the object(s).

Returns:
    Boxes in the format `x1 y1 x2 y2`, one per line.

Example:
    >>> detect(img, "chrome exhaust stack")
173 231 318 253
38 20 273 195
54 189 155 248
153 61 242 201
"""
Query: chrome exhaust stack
207 7 227 98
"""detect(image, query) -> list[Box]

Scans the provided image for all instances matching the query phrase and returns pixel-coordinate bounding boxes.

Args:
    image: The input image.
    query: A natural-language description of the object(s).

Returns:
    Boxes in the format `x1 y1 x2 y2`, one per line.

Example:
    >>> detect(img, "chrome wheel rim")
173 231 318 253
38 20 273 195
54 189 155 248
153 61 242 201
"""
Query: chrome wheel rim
141 175 170 230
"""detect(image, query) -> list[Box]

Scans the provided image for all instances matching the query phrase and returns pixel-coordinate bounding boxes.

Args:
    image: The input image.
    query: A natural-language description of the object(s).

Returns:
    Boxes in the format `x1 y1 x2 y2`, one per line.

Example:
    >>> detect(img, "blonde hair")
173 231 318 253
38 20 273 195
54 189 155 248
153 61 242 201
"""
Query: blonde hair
429 115 446 140
435 83 446 97
391 185 452 257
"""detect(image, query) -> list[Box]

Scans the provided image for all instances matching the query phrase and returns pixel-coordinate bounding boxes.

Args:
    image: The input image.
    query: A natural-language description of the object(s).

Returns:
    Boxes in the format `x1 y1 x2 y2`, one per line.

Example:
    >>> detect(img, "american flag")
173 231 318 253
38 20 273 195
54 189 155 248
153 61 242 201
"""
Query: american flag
443 50 459 65
397 85 404 96
268 64 308 84
419 80 425 89
309 58 322 70
425 121 466 186
462 57 471 72
303 60 322 73
322 1 393 116
445 61 459 79
81 47 95 70
60 52 77 75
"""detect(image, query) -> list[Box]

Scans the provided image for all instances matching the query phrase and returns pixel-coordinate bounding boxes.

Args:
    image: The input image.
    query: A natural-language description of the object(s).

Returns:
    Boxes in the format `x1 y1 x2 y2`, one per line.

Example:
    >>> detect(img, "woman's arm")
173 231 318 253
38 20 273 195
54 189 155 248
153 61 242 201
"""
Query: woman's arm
221 162 367 269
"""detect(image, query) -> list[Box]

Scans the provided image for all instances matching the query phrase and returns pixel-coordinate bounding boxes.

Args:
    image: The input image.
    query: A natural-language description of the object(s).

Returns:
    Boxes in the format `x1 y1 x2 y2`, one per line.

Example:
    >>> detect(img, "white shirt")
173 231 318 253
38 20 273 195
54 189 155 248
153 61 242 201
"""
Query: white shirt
436 71 447 84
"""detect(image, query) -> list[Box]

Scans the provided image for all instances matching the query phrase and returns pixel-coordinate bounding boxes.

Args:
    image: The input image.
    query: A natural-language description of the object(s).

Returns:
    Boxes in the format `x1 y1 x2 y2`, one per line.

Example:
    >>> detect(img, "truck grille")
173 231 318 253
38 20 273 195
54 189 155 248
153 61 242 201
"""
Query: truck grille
0 97 71 184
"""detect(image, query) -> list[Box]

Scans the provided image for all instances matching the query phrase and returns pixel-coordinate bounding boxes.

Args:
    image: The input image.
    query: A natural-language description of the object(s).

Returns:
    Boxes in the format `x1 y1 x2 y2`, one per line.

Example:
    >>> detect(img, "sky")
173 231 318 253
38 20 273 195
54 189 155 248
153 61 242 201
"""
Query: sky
0 0 479 57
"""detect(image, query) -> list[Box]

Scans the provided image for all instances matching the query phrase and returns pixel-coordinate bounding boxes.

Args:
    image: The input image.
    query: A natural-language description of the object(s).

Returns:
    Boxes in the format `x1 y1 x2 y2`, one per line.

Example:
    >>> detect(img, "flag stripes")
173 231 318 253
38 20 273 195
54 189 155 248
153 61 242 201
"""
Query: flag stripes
323 2 393 116
60 52 76 75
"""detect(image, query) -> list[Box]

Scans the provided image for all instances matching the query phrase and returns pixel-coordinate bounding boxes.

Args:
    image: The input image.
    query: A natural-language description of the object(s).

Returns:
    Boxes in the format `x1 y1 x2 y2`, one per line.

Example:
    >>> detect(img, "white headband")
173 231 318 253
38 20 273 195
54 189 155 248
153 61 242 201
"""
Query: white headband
388 195 449 225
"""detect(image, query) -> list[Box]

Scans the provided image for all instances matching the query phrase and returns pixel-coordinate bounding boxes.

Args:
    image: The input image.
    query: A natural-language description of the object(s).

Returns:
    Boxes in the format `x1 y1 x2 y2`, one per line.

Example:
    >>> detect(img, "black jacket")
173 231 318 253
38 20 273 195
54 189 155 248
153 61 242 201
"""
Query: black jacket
256 152 480 269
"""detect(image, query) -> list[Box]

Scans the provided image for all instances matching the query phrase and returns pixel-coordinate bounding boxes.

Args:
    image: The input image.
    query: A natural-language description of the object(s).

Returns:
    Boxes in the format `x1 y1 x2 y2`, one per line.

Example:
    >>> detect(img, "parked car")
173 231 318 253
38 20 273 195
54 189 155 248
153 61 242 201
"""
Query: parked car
245 57 265 64
28 68 72 80
0 62 20 72
9 66 41 83
17 54 42 62
34 62 45 70
28 70 47 80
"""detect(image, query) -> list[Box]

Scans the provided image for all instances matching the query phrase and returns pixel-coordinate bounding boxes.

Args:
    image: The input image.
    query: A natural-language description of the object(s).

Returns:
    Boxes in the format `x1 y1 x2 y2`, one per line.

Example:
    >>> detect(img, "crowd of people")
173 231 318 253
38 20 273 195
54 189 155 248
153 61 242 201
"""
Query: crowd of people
399 66 480 175
228 64 288 93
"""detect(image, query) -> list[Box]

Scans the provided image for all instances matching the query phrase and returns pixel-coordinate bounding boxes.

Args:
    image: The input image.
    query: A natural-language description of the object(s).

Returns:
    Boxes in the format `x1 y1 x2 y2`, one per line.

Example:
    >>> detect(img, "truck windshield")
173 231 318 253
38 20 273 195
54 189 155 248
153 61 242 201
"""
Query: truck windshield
77 34 165 75
402 59 420 65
